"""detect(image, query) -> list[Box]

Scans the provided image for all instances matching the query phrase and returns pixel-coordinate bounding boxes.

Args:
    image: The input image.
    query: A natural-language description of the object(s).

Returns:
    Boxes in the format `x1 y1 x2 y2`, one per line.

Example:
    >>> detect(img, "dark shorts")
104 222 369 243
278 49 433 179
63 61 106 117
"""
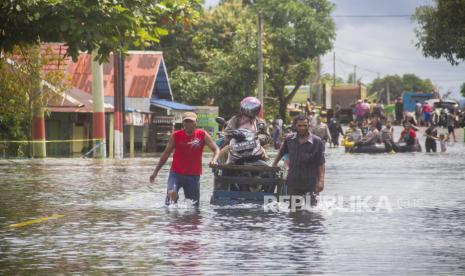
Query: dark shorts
166 171 200 207
448 125 454 134
423 112 431 122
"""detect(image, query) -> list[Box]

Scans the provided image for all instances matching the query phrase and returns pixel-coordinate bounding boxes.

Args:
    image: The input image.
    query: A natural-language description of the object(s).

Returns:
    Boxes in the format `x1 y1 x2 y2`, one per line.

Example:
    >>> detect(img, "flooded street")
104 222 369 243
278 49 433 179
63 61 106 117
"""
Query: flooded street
1 131 465 275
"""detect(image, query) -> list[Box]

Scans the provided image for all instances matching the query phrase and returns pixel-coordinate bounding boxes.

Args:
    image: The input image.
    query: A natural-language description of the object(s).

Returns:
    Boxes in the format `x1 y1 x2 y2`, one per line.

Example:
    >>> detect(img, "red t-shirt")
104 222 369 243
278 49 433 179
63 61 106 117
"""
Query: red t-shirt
401 128 416 144
171 129 206 176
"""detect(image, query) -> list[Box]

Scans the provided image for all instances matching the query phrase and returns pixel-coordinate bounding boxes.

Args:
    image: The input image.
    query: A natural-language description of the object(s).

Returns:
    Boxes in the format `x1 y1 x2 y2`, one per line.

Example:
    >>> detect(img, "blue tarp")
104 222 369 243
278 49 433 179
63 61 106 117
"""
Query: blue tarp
402 92 433 112
150 98 195 111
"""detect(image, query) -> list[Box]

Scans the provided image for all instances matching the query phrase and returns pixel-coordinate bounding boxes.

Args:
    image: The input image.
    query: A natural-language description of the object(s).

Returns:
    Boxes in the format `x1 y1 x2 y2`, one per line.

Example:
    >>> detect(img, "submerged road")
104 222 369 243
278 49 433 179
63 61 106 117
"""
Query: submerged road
1 127 465 275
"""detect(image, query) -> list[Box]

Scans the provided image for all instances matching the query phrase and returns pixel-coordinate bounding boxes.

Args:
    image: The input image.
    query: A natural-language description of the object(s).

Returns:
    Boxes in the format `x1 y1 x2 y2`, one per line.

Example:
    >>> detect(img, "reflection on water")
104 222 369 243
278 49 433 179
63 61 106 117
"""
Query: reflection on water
1 136 465 274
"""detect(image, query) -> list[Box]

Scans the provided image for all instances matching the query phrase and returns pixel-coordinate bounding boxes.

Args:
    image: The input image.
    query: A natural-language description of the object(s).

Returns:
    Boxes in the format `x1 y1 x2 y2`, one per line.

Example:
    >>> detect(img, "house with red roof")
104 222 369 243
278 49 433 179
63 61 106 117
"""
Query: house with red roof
46 48 196 156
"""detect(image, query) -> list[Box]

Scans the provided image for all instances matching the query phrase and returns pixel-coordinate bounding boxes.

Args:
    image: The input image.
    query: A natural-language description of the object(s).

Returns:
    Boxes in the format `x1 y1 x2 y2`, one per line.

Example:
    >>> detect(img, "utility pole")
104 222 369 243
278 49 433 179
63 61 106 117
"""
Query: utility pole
257 11 264 114
114 53 125 159
315 56 321 105
353 65 357 85
386 82 391 104
308 74 312 102
333 52 336 87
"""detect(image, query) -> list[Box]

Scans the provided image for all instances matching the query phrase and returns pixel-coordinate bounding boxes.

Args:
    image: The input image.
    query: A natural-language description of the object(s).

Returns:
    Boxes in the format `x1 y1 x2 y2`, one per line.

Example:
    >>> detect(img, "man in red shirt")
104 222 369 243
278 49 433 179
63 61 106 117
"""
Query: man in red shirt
150 112 219 207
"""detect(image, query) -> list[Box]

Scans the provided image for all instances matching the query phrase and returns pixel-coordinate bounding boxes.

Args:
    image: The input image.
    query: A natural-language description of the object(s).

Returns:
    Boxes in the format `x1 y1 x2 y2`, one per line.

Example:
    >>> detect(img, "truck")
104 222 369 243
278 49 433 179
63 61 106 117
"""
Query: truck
325 84 367 123
402 92 433 112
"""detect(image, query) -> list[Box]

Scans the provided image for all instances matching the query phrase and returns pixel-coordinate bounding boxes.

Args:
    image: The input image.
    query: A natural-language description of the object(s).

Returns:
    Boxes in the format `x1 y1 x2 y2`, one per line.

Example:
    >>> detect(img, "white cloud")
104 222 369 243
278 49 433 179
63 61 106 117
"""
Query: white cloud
203 0 465 99
324 0 465 99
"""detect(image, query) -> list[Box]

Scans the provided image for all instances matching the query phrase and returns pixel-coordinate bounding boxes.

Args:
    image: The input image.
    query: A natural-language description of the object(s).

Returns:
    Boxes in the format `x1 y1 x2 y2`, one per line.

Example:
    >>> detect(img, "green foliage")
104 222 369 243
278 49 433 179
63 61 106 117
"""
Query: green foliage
161 0 335 120
171 67 214 105
461 83 465 98
0 45 69 156
0 0 200 62
414 0 465 65
161 0 258 117
0 61 29 143
0 1 199 156
368 74 434 100
401 74 434 92
321 73 344 86
252 0 335 121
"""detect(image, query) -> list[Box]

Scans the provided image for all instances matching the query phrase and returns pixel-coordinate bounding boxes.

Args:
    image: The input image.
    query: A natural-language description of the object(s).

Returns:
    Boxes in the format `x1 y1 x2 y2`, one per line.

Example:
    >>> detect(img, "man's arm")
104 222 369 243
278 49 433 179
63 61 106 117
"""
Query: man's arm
204 132 220 165
314 140 326 193
325 126 332 143
315 164 325 193
398 131 404 143
149 134 175 183
272 141 286 167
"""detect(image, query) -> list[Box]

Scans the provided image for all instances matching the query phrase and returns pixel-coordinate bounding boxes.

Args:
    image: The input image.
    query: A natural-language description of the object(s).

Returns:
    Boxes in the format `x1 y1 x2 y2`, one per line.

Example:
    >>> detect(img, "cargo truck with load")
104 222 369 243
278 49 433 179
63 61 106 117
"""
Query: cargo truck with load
324 84 367 123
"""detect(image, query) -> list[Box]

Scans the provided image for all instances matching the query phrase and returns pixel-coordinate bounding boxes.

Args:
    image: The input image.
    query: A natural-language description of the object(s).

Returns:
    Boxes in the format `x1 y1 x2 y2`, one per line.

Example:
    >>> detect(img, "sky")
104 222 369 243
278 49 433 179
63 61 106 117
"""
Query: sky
204 0 465 100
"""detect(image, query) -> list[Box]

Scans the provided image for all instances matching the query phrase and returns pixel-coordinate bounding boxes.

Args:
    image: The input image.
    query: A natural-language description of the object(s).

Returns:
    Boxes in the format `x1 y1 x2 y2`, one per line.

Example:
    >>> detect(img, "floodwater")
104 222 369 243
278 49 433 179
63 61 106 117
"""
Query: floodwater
1 128 465 275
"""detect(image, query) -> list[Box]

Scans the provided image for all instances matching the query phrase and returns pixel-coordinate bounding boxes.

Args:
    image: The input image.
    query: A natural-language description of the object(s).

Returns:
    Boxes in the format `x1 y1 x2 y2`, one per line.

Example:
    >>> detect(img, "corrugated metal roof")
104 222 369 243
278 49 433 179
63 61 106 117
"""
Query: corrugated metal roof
66 51 165 98
150 99 195 111
8 43 71 76
41 43 71 74
47 88 114 113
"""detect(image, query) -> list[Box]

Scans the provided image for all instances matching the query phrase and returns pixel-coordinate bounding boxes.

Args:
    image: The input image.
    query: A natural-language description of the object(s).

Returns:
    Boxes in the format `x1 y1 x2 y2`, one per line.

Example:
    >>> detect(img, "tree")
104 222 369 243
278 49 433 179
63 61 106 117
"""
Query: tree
170 67 214 105
161 0 336 121
368 74 434 102
0 45 69 156
401 74 434 93
160 0 259 117
253 0 336 121
0 1 199 155
320 73 344 86
461 83 465 98
0 0 200 62
414 0 465 65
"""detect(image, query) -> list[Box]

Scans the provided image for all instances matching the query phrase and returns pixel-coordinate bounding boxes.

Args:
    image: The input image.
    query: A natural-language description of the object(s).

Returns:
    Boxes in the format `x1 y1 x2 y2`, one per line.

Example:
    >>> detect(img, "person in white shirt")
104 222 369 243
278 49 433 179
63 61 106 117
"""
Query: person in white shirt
311 116 332 148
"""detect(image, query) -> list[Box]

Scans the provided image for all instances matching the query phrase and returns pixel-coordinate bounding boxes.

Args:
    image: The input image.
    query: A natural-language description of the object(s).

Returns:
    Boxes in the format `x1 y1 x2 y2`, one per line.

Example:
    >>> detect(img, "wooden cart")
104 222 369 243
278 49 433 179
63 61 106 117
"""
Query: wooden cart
210 164 286 205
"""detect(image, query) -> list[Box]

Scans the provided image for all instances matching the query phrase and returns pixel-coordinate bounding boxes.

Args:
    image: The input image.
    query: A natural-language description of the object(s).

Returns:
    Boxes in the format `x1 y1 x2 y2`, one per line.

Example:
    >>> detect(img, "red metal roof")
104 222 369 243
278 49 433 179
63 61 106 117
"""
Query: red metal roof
66 51 162 98
47 88 114 113
8 43 71 76
41 43 71 74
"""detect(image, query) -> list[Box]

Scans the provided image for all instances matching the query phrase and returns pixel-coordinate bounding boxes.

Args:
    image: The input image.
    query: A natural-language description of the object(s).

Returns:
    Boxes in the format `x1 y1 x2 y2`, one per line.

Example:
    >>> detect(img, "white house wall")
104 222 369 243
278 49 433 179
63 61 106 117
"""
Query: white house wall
104 97 151 113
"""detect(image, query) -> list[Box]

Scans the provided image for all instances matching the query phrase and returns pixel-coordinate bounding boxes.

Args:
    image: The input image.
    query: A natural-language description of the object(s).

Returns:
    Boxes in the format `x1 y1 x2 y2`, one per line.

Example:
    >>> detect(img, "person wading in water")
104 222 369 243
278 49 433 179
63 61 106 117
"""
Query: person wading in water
272 114 326 206
150 112 219 207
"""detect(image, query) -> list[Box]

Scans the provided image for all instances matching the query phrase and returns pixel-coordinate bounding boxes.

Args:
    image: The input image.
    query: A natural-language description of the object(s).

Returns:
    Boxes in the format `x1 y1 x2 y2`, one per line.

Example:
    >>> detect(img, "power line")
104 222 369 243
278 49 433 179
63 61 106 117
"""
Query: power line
430 79 464 82
335 46 444 64
333 14 412 18
336 58 380 76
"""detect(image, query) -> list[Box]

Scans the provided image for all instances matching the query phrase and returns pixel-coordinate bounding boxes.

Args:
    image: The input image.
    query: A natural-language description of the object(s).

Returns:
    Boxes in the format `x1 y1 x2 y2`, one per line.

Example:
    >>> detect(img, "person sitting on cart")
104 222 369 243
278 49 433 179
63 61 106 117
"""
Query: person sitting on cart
219 97 271 162
223 97 269 144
